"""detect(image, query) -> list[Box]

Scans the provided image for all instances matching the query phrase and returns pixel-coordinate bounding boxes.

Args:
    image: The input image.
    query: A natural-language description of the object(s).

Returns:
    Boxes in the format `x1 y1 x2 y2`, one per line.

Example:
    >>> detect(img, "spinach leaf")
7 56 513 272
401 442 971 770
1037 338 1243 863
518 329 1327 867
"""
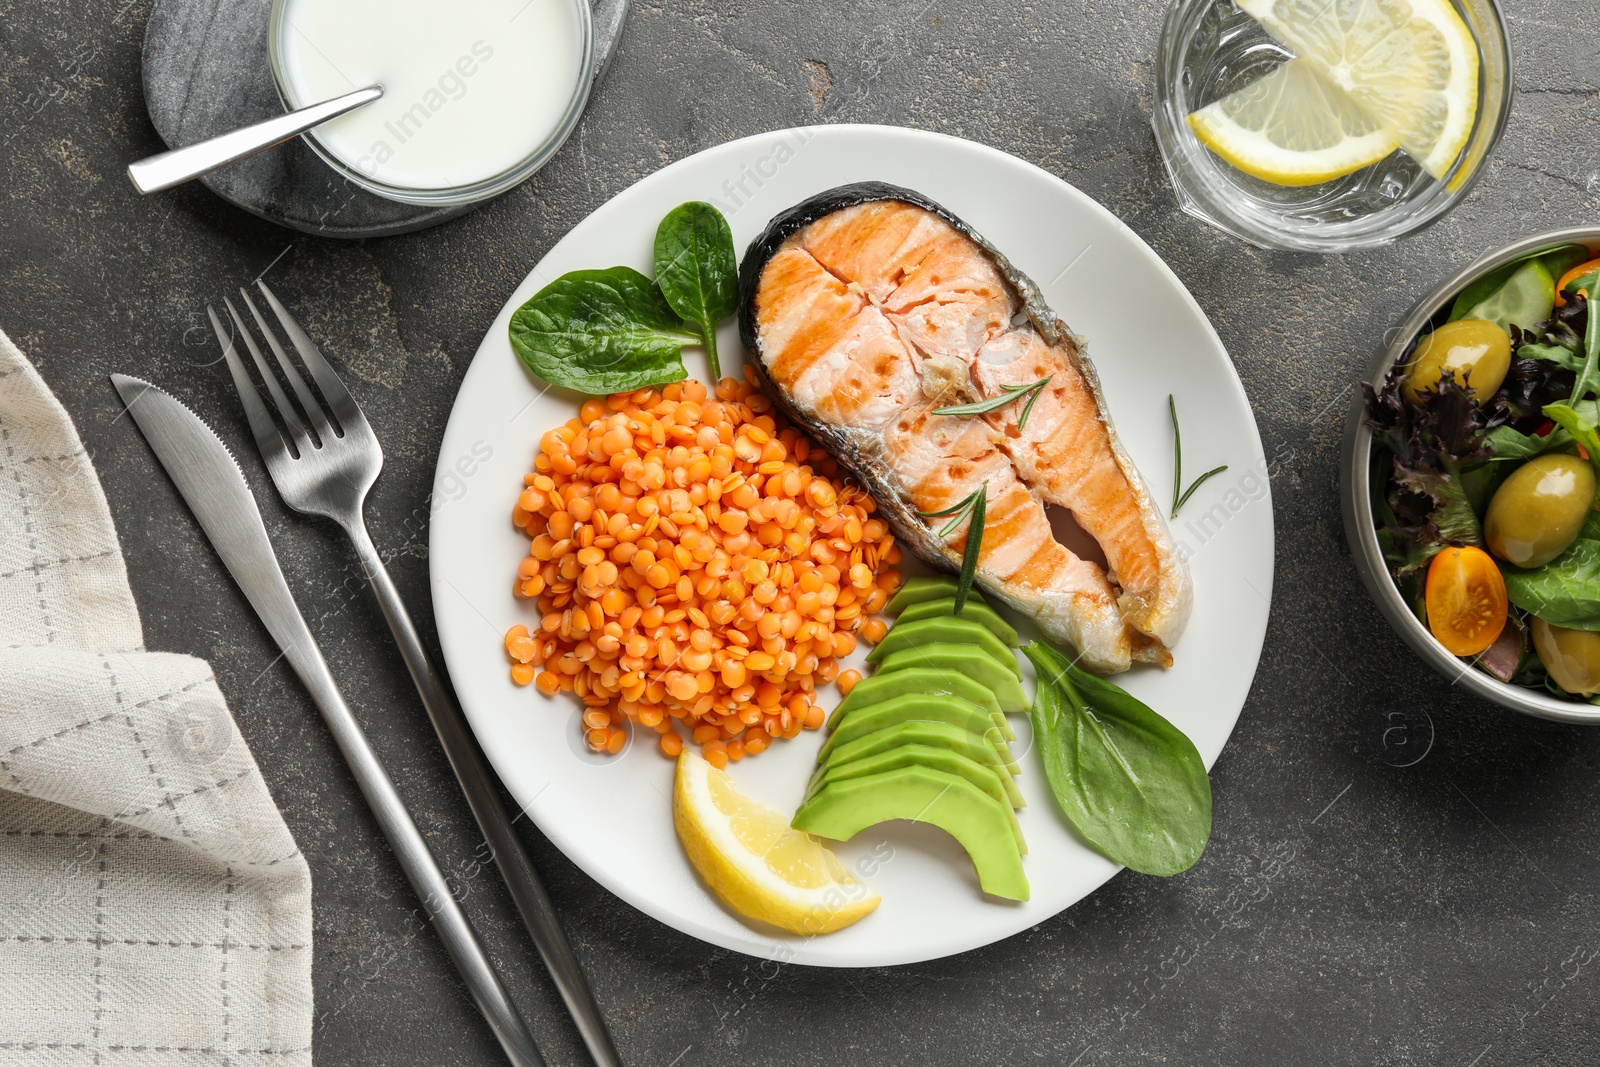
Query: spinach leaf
1502 539 1600 631
654 202 738 379
1023 641 1212 876
508 267 697 394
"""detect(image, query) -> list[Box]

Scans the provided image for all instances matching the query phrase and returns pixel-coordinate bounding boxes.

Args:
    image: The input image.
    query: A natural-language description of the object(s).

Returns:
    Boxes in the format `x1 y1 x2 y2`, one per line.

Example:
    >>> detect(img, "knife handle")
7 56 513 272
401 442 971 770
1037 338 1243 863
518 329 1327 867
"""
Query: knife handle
345 520 623 1067
280 630 547 1067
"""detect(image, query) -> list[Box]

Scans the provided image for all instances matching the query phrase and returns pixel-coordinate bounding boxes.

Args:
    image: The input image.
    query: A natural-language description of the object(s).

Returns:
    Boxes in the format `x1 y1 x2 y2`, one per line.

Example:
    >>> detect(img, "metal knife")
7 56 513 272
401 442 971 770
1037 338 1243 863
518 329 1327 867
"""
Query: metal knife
111 373 547 1067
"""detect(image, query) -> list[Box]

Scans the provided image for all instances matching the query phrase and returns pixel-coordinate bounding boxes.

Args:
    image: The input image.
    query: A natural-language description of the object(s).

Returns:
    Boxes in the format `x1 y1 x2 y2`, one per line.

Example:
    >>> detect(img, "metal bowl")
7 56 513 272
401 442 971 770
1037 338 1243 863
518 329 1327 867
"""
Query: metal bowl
1340 227 1600 723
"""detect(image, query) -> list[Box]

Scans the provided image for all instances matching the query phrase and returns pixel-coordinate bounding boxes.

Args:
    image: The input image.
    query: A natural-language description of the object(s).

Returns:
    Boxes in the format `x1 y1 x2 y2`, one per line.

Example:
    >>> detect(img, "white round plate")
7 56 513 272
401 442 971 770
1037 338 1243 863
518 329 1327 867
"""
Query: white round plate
431 125 1274 967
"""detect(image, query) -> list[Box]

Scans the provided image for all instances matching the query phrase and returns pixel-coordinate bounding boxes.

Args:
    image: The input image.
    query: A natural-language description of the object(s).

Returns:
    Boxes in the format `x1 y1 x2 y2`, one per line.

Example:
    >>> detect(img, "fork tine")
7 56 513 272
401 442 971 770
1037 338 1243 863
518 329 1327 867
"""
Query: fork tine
256 280 371 436
208 304 291 460
223 296 312 446
238 286 335 442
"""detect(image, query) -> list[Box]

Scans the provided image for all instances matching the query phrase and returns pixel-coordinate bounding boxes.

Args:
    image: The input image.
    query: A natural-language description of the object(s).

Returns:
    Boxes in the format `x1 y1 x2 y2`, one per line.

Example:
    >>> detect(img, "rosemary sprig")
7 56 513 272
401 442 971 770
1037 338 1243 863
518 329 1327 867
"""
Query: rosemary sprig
1169 395 1182 516
1169 394 1229 518
916 485 988 614
955 486 986 614
1175 466 1228 515
933 376 1052 431
918 488 983 537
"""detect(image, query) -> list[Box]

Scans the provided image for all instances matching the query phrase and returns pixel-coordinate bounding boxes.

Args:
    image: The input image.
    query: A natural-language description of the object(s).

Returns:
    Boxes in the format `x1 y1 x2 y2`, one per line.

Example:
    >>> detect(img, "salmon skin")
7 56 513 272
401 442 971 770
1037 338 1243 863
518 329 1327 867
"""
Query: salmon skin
738 183 1192 673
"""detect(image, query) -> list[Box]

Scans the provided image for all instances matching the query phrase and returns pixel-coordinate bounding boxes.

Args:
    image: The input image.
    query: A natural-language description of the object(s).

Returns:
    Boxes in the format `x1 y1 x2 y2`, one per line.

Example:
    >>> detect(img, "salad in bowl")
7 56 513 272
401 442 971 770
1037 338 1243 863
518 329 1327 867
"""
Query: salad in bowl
1345 233 1600 718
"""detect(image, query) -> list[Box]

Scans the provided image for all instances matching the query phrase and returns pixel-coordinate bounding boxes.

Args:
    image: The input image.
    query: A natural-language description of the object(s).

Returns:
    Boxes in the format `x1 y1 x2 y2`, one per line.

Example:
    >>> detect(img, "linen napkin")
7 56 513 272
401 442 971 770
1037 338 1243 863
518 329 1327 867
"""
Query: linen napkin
0 329 313 1065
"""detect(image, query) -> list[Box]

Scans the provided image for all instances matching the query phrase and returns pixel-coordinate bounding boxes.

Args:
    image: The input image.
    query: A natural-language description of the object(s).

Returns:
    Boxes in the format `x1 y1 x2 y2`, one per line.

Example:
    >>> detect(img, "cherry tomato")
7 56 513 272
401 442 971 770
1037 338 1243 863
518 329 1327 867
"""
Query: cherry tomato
1554 257 1600 307
1424 546 1509 657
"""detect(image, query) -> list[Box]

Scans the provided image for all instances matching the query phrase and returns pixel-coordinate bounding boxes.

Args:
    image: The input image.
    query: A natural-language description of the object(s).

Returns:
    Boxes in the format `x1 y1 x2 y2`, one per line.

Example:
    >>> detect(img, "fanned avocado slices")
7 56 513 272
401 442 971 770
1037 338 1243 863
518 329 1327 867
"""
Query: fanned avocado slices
793 766 1030 901
805 745 1026 852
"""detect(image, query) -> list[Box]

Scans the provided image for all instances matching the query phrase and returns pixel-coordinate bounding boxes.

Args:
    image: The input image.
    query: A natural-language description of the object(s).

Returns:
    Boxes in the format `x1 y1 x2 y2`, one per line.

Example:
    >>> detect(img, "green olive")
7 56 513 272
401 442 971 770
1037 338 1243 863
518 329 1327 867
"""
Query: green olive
1401 318 1512 404
1531 617 1600 697
1483 453 1597 568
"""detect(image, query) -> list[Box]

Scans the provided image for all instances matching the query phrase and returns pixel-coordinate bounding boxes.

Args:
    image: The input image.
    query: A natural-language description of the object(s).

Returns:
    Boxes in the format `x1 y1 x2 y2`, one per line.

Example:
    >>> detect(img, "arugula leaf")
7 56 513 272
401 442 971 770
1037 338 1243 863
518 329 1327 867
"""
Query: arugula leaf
1487 422 1570 462
1502 539 1600 631
1520 342 1587 373
1564 288 1600 403
1543 403 1600 485
1024 641 1211 876
508 267 697 395
653 202 738 379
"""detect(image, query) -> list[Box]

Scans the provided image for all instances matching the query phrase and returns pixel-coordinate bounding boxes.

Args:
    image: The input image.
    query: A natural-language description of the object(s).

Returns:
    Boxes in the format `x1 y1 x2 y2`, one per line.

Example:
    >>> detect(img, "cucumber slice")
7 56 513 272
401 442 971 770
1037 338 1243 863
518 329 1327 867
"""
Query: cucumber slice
1454 258 1555 332
1538 244 1594 284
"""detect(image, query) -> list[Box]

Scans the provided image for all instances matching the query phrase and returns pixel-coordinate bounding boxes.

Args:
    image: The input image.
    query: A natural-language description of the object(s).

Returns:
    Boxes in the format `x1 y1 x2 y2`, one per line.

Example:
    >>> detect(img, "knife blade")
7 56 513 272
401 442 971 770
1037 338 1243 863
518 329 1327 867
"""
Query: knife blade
111 373 547 1067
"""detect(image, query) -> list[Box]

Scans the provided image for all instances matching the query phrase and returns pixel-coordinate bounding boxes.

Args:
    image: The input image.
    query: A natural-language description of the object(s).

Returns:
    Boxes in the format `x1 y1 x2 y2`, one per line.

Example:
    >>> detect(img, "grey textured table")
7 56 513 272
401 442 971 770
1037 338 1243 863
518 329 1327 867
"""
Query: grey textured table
4 1 1600 1064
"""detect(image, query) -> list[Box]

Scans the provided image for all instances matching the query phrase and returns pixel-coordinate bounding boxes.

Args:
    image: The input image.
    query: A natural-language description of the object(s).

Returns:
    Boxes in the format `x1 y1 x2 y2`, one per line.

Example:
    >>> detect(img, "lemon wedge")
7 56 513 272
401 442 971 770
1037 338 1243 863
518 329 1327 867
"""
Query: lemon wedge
1188 58 1401 186
1235 0 1479 180
672 749 880 934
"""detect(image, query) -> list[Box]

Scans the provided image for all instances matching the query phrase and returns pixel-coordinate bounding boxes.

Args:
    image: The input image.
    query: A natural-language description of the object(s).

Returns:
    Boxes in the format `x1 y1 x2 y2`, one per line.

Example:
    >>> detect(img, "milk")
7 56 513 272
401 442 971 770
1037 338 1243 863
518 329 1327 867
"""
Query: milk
275 0 584 191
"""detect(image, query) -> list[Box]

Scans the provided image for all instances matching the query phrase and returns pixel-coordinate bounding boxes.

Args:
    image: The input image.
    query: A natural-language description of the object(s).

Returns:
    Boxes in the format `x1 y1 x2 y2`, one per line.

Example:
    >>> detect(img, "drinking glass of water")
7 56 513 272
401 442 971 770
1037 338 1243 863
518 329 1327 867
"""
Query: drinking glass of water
1150 0 1512 253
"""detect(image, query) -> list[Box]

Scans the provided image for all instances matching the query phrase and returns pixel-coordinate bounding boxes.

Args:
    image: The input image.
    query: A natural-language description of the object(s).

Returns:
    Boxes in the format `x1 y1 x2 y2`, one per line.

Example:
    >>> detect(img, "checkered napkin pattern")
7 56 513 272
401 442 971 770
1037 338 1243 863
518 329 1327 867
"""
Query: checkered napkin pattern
0 330 312 1065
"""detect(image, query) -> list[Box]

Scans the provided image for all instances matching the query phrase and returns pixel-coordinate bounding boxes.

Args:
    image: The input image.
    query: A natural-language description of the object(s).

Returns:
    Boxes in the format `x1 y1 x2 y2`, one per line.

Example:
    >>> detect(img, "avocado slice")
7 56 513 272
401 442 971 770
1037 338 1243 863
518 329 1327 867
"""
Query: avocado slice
875 645 1029 713
885 574 976 615
822 719 1021 786
806 746 1027 852
817 693 1013 762
893 597 1019 647
866 617 1021 678
825 668 1003 731
805 746 1025 852
793 766 1029 901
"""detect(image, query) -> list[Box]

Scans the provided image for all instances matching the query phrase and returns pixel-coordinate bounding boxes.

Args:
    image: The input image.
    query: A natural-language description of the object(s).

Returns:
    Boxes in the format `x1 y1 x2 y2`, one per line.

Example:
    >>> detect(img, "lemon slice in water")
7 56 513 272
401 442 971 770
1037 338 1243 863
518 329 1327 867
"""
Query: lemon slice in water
1236 0 1480 180
1188 58 1401 186
673 749 880 934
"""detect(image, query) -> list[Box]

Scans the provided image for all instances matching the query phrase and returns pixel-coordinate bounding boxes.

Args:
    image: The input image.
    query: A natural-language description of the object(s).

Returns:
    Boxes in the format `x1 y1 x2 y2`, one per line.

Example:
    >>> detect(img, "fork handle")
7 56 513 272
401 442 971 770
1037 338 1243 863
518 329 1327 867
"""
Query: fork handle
346 520 624 1067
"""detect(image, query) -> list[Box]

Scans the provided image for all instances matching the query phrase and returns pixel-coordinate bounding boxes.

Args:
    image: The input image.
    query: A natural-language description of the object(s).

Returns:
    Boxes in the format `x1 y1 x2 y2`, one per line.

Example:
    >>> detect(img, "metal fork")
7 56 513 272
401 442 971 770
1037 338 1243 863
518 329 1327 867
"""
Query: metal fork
210 281 622 1067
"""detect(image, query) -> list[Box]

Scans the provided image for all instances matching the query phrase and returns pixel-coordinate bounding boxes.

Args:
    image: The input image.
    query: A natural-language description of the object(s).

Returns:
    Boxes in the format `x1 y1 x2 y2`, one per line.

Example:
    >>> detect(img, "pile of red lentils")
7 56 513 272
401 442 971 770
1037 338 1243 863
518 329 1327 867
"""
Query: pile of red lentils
504 372 901 767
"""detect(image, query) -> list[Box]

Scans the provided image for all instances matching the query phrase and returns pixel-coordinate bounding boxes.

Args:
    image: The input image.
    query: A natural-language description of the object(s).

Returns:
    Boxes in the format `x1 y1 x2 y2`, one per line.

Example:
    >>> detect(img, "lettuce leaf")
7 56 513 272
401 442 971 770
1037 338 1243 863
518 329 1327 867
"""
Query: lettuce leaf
1502 540 1600 631
1364 372 1494 576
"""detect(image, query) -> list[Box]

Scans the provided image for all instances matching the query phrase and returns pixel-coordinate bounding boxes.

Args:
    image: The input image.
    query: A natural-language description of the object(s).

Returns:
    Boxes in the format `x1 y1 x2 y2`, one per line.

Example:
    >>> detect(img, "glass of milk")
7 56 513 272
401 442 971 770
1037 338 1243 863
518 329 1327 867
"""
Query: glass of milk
268 0 595 205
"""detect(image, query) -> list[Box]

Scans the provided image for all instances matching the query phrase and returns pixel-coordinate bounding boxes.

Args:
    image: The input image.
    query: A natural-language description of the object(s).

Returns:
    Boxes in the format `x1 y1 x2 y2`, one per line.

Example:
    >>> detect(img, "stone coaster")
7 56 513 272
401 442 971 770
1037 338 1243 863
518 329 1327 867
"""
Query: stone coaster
140 0 628 238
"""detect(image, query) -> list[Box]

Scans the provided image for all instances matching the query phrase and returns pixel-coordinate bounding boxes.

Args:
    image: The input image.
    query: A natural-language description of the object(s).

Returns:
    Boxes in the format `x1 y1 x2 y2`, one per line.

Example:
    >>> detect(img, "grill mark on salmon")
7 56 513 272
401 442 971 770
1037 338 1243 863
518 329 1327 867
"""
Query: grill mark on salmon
740 183 1192 673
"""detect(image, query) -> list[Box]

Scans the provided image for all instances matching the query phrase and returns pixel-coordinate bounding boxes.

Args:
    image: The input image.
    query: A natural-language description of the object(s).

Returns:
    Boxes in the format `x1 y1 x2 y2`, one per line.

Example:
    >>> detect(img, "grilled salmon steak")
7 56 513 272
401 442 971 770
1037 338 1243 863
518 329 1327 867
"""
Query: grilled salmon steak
738 184 1192 673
